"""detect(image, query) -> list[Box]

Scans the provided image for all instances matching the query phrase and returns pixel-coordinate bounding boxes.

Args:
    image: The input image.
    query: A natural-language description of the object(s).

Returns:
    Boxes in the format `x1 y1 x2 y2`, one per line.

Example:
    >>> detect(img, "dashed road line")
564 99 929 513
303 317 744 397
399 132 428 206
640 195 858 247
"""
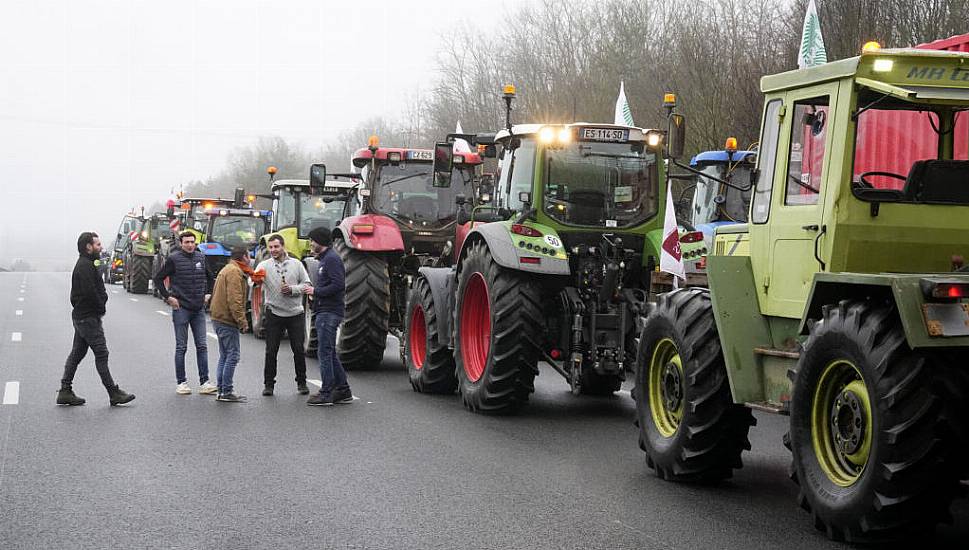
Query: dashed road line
207 332 218 340
2 382 19 405
111 290 118 294
15 310 22 316
10 333 21 342
156 310 170 316
18 289 24 294
17 298 23 302
129 298 138 302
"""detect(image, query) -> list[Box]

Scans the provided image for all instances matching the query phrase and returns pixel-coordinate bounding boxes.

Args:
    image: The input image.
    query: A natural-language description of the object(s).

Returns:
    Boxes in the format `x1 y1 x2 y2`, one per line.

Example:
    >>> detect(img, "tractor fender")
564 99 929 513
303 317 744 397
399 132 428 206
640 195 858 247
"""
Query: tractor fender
417 266 456 347
459 222 570 276
200 242 229 256
337 214 405 253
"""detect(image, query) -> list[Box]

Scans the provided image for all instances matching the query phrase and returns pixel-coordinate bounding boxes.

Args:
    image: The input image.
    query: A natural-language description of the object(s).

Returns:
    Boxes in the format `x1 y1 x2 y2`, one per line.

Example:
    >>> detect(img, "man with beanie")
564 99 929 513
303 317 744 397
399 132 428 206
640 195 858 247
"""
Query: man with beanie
153 231 217 395
304 227 353 406
57 232 136 406
209 246 251 402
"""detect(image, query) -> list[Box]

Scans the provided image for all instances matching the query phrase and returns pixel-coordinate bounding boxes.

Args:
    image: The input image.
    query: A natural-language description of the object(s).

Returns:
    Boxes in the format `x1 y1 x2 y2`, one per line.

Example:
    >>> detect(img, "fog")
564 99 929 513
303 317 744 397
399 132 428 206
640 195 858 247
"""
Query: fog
0 0 517 270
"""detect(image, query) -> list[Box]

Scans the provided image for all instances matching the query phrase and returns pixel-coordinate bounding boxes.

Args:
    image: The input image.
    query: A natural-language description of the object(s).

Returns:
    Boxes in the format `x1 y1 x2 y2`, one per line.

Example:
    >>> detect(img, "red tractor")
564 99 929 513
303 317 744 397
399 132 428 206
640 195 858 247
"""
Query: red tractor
332 136 483 370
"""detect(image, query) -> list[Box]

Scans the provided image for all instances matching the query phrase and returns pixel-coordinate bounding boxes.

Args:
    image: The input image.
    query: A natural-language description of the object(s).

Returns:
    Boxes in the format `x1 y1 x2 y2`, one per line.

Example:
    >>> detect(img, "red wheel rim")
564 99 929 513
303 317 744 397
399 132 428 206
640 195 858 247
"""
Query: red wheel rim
409 305 427 369
460 272 490 382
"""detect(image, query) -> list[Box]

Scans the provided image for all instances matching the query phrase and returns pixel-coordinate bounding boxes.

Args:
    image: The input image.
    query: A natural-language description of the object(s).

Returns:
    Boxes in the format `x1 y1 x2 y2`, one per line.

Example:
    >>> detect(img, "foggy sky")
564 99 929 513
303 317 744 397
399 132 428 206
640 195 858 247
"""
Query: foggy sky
0 0 518 269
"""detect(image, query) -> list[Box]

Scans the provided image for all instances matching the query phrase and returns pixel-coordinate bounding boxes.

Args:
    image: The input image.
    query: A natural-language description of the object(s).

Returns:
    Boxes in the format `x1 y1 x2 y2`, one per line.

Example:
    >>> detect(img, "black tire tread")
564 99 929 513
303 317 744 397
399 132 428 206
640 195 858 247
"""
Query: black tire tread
128 255 151 294
406 278 457 394
335 239 389 370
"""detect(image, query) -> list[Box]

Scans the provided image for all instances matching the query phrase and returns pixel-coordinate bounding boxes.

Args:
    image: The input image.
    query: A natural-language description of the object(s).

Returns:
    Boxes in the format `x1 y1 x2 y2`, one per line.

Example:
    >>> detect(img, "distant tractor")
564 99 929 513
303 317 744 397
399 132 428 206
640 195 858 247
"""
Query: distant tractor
332 138 483 370
403 85 666 409
250 173 359 354
108 212 143 285
635 45 969 543
122 212 175 294
199 205 271 276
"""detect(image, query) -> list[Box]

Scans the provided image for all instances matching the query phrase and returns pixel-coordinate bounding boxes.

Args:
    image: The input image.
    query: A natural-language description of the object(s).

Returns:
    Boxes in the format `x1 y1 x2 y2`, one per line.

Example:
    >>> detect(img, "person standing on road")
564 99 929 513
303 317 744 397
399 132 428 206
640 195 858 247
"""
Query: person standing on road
57 232 136 407
305 227 353 406
255 234 312 396
153 231 217 395
209 246 251 403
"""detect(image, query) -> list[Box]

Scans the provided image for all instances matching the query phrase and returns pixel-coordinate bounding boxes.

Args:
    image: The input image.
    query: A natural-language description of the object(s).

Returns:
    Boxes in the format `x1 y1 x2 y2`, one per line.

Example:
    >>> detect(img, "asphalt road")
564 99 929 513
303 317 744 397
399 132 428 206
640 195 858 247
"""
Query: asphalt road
0 272 965 549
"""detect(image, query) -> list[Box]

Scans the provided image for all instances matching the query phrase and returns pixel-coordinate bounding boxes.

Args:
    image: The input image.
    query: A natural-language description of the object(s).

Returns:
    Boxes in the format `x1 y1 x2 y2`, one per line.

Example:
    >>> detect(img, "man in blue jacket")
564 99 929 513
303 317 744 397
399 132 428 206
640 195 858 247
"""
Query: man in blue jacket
153 231 217 395
305 227 352 406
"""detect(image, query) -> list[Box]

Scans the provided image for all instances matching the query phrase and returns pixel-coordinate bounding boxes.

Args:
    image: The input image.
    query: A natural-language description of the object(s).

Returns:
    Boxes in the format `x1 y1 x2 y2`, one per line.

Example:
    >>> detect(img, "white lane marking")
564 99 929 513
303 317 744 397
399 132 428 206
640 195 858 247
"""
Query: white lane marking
2 382 19 405
156 310 169 316
129 298 138 302
16 298 23 302
10 332 21 342
19 289 24 293
15 310 22 316
111 290 119 294
207 332 218 340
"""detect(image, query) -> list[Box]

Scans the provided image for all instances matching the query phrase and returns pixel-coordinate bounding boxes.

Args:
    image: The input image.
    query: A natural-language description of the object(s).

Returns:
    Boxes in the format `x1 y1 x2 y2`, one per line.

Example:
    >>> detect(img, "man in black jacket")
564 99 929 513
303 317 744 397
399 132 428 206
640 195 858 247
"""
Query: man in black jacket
57 232 135 406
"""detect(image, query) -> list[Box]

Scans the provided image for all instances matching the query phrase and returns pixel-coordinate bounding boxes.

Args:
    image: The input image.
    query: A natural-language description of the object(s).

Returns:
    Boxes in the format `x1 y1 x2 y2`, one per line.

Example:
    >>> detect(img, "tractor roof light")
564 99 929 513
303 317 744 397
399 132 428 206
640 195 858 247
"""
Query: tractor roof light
725 137 738 153
862 41 881 53
219 209 228 216
557 128 572 144
663 93 676 108
503 84 516 98
267 166 277 175
873 58 894 72
368 135 380 149
538 126 556 143
646 131 663 149
387 151 402 163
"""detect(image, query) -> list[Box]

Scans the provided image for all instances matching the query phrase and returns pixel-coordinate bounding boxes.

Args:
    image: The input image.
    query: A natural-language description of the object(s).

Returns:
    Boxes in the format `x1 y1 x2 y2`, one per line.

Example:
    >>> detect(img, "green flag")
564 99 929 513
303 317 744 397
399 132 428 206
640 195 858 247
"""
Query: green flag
798 0 827 69
614 81 634 127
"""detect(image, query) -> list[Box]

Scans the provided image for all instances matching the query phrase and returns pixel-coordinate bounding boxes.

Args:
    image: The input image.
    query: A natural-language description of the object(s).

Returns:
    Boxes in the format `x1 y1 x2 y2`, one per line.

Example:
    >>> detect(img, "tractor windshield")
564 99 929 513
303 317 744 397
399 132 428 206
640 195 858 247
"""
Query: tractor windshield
692 163 753 226
299 193 348 234
543 142 659 228
365 161 474 227
208 216 265 248
852 100 969 204
148 218 175 240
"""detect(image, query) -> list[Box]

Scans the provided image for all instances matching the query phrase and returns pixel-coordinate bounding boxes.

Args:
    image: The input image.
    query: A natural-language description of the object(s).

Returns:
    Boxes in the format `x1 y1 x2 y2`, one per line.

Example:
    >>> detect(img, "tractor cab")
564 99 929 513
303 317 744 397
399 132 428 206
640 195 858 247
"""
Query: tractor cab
200 207 272 274
689 145 757 231
351 142 483 254
265 178 358 260
176 197 235 242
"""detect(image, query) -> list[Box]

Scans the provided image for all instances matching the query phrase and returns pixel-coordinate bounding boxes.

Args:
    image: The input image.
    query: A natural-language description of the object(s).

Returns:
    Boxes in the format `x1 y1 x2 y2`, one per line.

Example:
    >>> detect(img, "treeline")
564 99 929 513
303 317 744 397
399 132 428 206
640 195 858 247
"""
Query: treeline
177 0 967 203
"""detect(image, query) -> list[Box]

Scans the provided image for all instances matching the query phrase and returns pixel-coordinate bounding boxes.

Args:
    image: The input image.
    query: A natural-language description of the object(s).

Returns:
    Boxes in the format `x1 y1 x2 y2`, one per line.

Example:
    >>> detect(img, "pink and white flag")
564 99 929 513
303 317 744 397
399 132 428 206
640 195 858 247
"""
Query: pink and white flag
660 181 685 282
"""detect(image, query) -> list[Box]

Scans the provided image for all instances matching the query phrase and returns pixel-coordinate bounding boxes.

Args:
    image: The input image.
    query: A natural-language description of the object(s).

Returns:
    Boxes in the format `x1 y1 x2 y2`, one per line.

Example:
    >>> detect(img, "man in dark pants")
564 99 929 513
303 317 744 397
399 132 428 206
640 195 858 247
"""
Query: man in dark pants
57 232 135 406
254 234 312 396
305 227 352 406
153 231 217 395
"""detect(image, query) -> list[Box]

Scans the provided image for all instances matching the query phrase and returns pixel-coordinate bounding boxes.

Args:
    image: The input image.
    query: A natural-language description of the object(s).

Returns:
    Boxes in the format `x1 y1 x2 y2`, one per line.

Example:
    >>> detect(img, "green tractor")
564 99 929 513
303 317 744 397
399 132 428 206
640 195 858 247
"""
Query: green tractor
122 212 175 294
108 212 143 285
403 85 666 410
249 171 360 354
635 45 969 542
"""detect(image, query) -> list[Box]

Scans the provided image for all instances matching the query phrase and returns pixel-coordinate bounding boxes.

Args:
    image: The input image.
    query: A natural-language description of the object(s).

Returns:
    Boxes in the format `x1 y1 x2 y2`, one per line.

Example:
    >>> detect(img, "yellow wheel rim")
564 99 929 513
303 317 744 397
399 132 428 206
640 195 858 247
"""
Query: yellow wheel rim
811 359 873 487
648 338 685 438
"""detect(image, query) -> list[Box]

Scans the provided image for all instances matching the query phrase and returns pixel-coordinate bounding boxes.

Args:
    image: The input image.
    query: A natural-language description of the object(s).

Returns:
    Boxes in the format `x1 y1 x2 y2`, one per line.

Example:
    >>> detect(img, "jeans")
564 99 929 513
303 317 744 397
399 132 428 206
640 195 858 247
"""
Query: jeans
62 316 115 388
315 311 349 397
264 310 307 386
213 320 240 395
173 307 209 385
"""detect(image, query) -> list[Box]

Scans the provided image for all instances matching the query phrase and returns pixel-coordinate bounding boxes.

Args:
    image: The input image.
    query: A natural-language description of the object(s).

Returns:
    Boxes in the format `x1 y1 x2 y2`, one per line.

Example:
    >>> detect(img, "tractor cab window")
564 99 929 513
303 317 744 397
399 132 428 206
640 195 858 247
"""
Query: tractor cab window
275 189 297 230
852 97 969 204
785 97 830 206
543 142 658 228
693 161 753 226
208 216 264 249
495 138 536 212
149 219 174 240
299 193 347 235
363 161 473 227
752 99 783 223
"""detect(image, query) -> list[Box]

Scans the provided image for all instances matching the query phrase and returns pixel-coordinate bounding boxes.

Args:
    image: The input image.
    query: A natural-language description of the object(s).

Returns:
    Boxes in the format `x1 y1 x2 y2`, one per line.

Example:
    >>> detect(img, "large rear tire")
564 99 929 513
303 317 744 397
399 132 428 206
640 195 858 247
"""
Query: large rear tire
128 255 151 294
335 239 390 370
635 288 755 482
453 241 540 414
789 300 958 543
405 277 457 394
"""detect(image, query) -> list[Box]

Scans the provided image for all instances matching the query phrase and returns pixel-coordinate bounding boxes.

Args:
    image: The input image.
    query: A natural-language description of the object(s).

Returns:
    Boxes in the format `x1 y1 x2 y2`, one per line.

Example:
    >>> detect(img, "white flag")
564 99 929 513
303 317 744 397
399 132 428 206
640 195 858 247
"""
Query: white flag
660 181 684 281
453 121 472 153
614 81 634 127
798 0 827 69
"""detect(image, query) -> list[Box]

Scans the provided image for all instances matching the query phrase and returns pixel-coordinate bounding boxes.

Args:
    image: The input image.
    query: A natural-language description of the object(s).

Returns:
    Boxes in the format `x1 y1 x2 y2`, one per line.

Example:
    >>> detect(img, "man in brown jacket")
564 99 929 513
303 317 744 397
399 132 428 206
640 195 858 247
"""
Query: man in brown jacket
210 247 251 402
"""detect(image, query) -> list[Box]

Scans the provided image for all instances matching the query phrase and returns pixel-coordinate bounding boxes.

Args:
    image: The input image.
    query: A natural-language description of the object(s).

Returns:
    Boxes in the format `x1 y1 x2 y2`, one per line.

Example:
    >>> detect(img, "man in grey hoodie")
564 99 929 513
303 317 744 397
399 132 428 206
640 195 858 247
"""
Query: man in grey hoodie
254 234 313 396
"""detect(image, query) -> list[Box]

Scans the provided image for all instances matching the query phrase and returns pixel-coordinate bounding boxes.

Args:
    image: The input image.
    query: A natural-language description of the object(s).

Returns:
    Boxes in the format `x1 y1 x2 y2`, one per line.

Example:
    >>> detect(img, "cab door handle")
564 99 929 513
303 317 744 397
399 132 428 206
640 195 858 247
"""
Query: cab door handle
801 224 819 231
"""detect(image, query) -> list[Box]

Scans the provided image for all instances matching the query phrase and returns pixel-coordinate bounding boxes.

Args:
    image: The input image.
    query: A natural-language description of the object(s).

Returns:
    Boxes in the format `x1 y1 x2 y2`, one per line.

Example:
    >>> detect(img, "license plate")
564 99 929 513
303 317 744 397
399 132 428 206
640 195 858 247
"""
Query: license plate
580 128 629 142
922 303 969 336
406 150 434 161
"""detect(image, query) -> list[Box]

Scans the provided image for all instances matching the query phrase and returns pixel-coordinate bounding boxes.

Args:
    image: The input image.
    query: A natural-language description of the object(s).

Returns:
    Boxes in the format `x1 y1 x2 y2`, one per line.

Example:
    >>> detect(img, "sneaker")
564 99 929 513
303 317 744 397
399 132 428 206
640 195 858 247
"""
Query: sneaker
198 381 218 395
262 385 274 396
306 393 334 406
176 382 192 395
216 393 247 403
297 382 309 395
332 388 354 404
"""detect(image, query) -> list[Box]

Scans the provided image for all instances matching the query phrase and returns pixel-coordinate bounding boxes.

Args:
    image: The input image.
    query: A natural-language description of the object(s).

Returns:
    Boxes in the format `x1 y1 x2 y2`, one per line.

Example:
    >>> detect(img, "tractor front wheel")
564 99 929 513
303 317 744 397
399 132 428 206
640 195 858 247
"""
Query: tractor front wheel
335 239 390 370
453 241 540 414
405 277 457 394
127 255 151 294
789 300 959 543
635 288 755 482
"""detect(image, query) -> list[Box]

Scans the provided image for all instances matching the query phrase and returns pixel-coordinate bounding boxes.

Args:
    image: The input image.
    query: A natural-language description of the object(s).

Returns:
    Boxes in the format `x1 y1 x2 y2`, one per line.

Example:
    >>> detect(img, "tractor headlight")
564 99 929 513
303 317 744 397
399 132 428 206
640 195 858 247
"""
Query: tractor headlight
539 126 556 143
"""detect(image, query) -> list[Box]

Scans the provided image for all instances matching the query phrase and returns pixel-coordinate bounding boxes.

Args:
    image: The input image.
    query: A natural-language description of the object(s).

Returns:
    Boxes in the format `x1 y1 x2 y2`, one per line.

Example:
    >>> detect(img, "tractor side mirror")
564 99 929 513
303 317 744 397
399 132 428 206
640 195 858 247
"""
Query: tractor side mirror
518 191 532 205
455 193 467 206
480 144 497 158
433 142 453 188
667 113 686 160
233 187 245 207
309 163 327 190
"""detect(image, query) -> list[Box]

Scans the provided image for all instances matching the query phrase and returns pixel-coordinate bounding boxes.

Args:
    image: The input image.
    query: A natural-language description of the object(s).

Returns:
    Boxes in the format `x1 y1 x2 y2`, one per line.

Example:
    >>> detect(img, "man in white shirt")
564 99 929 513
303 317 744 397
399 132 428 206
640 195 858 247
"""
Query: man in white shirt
254 234 313 396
